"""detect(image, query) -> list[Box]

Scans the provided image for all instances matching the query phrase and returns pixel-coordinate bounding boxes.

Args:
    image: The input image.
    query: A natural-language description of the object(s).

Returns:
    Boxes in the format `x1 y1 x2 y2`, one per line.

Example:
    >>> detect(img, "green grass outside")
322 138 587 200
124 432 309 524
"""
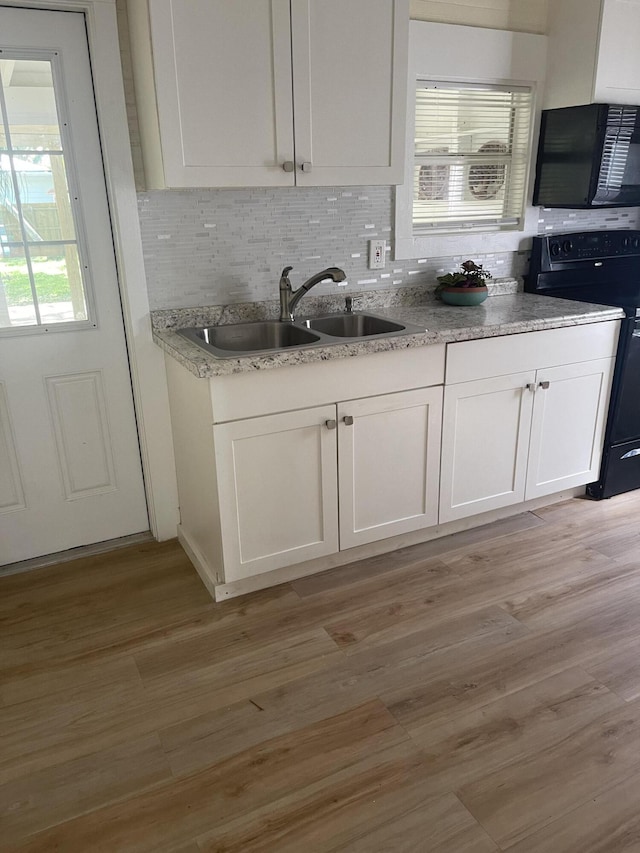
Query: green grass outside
0 256 71 306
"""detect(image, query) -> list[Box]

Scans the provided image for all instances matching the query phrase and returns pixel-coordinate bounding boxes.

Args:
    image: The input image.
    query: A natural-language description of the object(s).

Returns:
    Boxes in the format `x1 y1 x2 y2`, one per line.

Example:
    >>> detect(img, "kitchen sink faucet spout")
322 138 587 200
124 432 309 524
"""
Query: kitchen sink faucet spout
279 266 347 321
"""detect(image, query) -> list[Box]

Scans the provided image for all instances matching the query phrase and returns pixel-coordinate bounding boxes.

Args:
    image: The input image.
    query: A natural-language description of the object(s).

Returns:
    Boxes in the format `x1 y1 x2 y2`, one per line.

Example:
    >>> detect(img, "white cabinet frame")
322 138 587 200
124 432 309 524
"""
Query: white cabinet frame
526 358 615 499
440 373 536 523
440 348 616 524
338 387 442 549
132 0 409 188
214 405 339 582
291 0 409 187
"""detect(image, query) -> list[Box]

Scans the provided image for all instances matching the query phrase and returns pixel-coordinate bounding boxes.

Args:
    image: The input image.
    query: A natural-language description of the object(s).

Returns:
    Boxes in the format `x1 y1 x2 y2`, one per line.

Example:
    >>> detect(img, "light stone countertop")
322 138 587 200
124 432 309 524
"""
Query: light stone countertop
152 291 625 379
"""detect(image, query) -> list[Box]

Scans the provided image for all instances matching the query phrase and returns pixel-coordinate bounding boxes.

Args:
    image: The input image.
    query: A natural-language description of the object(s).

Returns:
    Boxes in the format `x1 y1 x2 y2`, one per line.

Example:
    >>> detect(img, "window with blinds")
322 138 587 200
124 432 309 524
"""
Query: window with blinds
413 82 533 233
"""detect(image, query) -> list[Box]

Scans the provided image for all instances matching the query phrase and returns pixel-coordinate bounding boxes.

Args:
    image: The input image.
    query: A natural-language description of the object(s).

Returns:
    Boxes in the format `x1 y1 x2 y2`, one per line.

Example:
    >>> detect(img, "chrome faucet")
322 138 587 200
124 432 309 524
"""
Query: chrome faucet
279 266 347 321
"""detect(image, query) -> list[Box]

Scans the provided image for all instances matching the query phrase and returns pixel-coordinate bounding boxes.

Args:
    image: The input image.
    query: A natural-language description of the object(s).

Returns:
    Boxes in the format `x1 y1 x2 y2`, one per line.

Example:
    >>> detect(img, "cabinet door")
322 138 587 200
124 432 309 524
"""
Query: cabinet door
290 0 409 186
440 373 536 523
525 358 615 500
148 0 295 187
594 0 640 104
337 387 442 550
214 406 338 582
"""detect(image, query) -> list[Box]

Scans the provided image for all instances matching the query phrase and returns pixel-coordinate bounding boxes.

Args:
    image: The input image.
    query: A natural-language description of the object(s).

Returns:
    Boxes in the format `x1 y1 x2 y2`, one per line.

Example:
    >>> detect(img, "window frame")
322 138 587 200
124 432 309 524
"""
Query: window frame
0 47 97 336
394 21 547 262
412 80 534 233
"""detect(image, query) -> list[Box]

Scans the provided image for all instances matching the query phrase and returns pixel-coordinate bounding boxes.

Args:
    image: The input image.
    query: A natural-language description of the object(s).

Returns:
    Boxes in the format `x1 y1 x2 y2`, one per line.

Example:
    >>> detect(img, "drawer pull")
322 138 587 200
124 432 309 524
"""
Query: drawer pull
525 383 536 392
325 419 337 430
343 415 354 426
539 380 550 390
301 162 313 173
282 161 295 173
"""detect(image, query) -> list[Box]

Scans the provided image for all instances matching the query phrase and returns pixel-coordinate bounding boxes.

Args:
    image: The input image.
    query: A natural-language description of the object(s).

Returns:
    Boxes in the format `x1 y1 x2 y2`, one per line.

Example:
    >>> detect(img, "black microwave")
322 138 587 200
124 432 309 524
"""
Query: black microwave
533 103 640 208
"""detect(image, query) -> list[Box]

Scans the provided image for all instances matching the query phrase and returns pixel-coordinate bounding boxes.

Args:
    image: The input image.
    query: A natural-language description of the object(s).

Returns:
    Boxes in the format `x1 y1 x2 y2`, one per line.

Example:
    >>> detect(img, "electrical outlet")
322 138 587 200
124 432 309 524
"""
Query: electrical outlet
368 239 386 270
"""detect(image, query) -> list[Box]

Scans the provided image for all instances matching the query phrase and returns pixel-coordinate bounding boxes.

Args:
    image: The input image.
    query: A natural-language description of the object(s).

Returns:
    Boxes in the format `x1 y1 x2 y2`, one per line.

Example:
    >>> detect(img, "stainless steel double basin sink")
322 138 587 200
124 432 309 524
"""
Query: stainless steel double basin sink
178 311 424 359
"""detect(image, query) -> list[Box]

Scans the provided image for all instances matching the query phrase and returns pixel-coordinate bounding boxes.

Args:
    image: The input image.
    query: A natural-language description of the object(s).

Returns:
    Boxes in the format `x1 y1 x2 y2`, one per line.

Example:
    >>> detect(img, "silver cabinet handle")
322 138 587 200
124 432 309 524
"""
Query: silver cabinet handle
282 161 295 173
539 381 550 390
325 419 337 430
525 384 536 392
301 162 313 173
343 415 354 426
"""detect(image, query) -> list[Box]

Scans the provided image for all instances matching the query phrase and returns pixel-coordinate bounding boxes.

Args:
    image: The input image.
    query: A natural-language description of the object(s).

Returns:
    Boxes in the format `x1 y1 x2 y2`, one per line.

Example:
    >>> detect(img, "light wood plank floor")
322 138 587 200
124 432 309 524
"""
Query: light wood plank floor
3 492 640 851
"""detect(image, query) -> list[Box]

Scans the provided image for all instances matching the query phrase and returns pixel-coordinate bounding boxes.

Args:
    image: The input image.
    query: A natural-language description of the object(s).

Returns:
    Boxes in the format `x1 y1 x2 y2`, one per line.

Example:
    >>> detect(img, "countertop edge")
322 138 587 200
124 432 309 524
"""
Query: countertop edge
153 303 625 379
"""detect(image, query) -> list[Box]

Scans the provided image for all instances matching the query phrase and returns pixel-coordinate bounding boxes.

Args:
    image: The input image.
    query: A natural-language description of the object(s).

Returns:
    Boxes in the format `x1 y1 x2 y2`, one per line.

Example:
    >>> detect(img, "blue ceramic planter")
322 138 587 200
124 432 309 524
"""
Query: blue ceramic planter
439 286 489 306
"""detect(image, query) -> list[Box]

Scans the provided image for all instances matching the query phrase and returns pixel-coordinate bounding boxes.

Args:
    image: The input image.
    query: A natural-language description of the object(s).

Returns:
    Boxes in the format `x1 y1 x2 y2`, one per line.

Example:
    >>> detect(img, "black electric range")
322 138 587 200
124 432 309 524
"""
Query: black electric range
526 230 640 499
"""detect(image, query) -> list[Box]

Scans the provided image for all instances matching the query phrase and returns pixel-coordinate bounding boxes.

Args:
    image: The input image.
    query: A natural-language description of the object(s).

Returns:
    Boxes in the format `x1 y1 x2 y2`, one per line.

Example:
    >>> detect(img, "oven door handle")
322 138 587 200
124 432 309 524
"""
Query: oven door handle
621 448 640 460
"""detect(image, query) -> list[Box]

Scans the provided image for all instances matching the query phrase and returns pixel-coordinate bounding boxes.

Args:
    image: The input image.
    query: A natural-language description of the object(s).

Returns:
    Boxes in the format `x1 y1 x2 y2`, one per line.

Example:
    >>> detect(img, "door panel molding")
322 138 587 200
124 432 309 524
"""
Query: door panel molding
0 381 26 512
45 371 117 500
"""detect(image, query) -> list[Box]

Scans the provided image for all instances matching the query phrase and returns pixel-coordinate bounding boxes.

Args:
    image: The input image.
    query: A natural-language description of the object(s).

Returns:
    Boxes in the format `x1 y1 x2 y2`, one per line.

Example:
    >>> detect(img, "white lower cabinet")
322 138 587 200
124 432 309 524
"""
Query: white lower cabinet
440 326 617 524
440 372 536 522
215 387 443 581
338 387 442 549
526 358 615 500
214 405 339 583
164 323 618 597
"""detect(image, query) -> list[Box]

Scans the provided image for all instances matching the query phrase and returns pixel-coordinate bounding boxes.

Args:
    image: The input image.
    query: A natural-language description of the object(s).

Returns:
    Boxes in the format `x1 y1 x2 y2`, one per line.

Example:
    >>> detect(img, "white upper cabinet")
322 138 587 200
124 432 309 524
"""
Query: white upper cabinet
147 0 295 188
291 0 409 187
545 0 640 109
129 0 409 188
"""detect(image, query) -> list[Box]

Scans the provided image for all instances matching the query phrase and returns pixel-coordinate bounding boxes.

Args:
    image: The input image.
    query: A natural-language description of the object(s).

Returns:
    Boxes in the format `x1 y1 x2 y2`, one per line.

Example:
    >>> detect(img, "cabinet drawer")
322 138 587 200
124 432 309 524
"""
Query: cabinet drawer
446 322 620 385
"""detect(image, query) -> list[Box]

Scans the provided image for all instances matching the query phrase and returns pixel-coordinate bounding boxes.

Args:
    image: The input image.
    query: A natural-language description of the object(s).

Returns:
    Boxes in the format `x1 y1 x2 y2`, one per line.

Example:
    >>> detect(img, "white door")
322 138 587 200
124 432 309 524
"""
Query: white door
0 7 148 565
291 0 409 186
337 387 442 550
214 406 339 583
440 373 536 523
525 358 615 500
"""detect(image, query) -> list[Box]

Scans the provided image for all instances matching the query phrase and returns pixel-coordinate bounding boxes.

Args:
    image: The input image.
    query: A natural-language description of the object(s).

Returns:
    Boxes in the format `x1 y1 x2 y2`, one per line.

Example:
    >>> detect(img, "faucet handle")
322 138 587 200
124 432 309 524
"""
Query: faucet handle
280 266 293 291
345 295 364 313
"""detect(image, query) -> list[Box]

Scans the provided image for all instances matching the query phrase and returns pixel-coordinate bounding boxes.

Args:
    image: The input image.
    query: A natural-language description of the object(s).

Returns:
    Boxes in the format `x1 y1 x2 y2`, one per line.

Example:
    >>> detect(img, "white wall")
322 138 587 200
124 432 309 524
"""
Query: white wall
410 0 548 33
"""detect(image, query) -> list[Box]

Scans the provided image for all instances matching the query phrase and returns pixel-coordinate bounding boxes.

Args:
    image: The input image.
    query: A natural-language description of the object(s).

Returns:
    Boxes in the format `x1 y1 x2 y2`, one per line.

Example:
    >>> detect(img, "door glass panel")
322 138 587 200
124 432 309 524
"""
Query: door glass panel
33 243 86 324
0 54 90 330
12 153 77 241
1 59 62 150
0 244 37 327
0 156 21 238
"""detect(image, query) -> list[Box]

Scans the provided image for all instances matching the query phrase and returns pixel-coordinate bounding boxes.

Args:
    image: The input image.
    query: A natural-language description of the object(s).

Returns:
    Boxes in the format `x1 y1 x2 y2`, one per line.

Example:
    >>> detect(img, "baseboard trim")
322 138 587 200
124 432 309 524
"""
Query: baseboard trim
211 488 584 600
177 524 219 599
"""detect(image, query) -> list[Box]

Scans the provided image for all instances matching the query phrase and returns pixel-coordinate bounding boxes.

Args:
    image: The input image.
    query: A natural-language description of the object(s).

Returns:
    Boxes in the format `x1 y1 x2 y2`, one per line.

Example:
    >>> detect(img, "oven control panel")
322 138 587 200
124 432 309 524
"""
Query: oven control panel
526 229 640 300
542 230 640 264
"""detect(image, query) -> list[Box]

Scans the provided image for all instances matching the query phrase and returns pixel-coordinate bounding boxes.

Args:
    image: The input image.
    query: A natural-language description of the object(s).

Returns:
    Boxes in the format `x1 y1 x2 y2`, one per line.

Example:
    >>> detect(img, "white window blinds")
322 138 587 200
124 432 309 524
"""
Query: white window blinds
413 82 533 233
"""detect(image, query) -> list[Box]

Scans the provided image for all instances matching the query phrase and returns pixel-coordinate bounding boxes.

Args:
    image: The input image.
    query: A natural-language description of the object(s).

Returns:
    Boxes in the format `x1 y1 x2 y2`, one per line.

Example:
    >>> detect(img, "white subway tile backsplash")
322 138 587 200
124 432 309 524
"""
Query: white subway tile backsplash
138 186 522 309
537 207 640 235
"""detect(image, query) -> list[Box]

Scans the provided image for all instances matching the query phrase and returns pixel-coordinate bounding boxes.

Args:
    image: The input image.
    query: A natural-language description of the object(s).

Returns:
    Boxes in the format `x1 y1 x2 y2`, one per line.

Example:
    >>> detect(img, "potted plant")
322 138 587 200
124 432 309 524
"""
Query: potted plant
435 260 492 306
